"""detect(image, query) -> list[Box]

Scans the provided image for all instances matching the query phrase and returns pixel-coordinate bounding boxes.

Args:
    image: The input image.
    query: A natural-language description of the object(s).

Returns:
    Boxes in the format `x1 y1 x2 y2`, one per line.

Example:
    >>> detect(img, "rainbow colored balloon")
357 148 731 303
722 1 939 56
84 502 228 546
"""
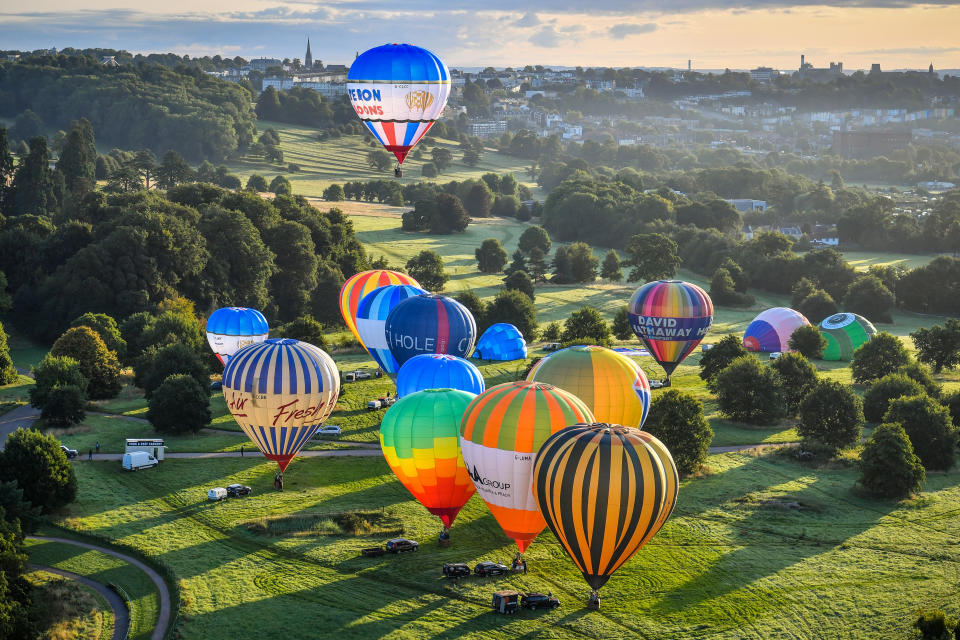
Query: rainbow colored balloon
379 389 476 531
628 280 714 377
339 270 420 348
743 307 810 353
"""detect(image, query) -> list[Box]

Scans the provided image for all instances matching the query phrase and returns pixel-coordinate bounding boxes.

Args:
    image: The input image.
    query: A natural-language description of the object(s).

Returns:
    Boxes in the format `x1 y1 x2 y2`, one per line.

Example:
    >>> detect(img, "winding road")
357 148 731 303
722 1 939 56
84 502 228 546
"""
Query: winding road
27 562 129 640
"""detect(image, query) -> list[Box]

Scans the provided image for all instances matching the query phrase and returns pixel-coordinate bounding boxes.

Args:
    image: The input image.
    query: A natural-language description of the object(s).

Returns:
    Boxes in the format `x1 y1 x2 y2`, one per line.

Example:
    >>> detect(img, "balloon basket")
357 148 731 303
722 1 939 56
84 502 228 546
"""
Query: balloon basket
394 165 403 178
438 527 451 546
588 591 601 610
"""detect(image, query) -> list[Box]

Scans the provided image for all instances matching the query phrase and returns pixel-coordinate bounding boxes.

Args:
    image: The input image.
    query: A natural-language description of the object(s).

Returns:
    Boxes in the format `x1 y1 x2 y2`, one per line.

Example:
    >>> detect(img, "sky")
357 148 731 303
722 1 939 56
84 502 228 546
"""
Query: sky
1 1 959 71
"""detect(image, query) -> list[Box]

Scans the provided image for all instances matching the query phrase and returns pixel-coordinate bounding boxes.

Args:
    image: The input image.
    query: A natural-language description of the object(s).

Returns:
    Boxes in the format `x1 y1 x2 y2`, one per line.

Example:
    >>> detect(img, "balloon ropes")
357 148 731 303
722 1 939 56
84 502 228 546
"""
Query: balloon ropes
459 381 594 555
355 284 427 376
348 44 450 177
222 339 340 478
628 280 713 380
339 270 420 348
205 307 269 367
532 424 679 608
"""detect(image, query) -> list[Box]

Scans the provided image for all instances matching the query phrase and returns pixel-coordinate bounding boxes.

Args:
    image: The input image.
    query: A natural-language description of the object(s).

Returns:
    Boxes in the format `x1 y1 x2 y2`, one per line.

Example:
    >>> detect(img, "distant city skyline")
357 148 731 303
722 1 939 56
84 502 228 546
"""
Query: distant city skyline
1 2 959 70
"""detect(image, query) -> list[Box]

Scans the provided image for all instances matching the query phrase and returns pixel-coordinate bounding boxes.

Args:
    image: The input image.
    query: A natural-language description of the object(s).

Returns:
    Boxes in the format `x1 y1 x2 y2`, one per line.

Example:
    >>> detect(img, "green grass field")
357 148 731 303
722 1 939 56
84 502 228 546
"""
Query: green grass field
24 568 114 640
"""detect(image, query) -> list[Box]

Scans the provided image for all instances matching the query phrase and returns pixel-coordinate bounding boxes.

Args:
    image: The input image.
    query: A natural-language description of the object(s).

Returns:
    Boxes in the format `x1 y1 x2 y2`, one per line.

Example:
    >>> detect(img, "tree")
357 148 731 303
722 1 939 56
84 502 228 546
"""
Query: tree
421 162 438 178
454 291 487 332
367 149 393 172
710 268 737 305
323 184 345 201
0 504 34 640
0 428 77 512
266 220 318 321
797 289 838 324
612 307 633 340
49 326 122 400
138 343 210 399
699 335 748 391
156 150 194 189
148 374 212 435
70 312 127 363
464 183 493 218
643 390 713 475
518 226 551 254
429 193 470 233
269 175 292 196
431 147 453 173
601 250 622 282
788 325 826 359
911 319 960 373
858 423 925 498
527 247 549 283
851 332 910 383
625 233 680 282
790 277 819 309
797 379 864 450
58 118 96 197
486 289 537 341
246 174 269 191
561 242 599 283
505 249 528 277
863 374 925 423
41 385 86 426
541 321 561 342
562 307 611 346
406 250 448 291
0 321 17 385
274 316 328 350
770 352 818 415
897 361 941 398
29 355 88 409
475 238 508 273
491 195 521 218
504 270 535 301
884 394 958 471
844 274 895 324
11 136 58 215
715 356 784 424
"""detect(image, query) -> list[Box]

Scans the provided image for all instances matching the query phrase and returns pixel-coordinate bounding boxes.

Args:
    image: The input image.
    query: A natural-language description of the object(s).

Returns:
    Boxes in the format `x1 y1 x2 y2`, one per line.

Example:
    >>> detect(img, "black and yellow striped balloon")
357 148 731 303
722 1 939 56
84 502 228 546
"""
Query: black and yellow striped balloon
532 423 679 592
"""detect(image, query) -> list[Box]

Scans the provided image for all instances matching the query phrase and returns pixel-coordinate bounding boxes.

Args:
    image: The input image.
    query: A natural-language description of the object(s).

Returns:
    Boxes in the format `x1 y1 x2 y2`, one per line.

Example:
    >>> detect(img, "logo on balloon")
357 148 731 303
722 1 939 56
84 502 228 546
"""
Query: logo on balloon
405 90 434 111
471 466 511 493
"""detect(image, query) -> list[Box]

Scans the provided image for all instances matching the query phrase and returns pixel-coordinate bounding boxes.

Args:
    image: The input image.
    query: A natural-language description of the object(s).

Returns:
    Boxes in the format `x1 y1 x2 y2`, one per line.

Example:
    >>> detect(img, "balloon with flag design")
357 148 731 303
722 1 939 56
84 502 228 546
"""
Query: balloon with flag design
347 44 450 166
205 307 269 367
339 270 420 349
222 339 340 473
355 284 427 376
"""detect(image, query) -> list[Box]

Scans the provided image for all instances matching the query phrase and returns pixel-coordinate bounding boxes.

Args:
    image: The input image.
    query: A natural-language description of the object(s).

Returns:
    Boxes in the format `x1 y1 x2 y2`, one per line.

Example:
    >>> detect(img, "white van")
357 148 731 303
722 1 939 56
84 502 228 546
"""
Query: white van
207 487 227 501
122 451 158 471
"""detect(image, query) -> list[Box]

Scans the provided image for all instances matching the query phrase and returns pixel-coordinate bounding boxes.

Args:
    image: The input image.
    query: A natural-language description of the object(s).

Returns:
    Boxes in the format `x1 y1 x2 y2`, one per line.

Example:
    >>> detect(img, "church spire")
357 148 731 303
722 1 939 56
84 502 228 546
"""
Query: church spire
305 37 313 69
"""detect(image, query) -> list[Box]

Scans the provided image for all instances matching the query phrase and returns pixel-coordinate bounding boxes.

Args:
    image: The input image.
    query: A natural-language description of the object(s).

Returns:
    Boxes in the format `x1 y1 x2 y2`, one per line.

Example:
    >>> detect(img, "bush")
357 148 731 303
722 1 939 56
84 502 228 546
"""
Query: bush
862 374 925 423
541 321 561 343
29 355 88 409
137 343 209 399
485 290 537 342
858 423 925 499
561 307 611 346
643 390 713 475
147 374 212 435
912 608 956 640
770 352 818 414
884 394 958 471
699 335 748 391
612 307 633 340
850 332 910 384
715 356 784 424
49 326 121 399
40 385 86 426
0 320 17 385
0 428 77 512
797 379 863 450
788 325 826 359
896 361 941 398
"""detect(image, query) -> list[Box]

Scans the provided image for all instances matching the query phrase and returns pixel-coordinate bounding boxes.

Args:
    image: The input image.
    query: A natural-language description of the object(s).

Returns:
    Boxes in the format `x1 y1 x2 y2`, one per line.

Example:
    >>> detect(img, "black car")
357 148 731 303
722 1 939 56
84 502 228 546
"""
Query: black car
442 563 470 578
226 483 251 497
521 592 560 610
474 561 509 577
386 538 418 553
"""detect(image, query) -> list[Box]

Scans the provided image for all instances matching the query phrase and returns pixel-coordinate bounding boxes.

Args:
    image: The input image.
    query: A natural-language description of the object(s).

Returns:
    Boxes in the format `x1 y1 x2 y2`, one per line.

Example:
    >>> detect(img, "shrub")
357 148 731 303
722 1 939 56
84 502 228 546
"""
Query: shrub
148 374 212 435
715 356 784 424
29 355 88 409
896 361 941 398
49 326 121 399
561 307 611 347
862 374 925 423
788 325 826 359
0 428 77 512
858 423 925 499
699 335 748 391
541 321 561 343
770 352 818 414
850 332 910 384
884 394 958 471
40 385 86 426
797 379 863 451
912 608 956 640
643 390 713 475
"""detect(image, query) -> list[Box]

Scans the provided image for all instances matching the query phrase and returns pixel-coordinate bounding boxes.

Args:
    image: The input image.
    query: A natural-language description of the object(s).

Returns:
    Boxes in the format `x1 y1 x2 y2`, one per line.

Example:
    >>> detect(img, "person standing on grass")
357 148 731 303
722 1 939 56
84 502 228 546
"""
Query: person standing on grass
241 444 244 457
95 441 100 453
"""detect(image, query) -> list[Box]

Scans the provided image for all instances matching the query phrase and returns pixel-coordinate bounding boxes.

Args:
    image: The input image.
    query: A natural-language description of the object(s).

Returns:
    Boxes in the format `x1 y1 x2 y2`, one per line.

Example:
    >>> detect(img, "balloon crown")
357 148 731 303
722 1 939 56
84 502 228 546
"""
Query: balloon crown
264 338 299 345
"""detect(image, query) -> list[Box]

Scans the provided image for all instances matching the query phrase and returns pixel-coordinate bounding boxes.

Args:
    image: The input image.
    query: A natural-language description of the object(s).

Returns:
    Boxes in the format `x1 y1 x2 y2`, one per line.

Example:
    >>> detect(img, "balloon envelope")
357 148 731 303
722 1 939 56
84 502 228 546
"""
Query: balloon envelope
743 307 810 353
473 323 527 361
532 423 678 592
396 354 485 398
385 294 477 368
347 44 450 164
222 339 339 472
628 280 713 376
205 307 269 367
527 345 651 428
459 381 594 553
819 312 877 361
379 389 476 528
356 284 428 376
339 270 420 348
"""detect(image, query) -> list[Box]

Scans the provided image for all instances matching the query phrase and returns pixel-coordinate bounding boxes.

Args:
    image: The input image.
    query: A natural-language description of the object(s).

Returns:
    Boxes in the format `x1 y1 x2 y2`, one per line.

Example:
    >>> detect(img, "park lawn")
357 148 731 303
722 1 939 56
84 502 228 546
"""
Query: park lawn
842 250 940 272
53 452 960 640
26 538 161 640
24 568 115 640
0 374 34 415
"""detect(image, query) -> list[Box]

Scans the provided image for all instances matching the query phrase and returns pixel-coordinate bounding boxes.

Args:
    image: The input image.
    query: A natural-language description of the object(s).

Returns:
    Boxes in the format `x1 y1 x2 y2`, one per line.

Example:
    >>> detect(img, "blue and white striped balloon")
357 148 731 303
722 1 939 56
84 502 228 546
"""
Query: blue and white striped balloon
355 284 427 376
206 307 269 367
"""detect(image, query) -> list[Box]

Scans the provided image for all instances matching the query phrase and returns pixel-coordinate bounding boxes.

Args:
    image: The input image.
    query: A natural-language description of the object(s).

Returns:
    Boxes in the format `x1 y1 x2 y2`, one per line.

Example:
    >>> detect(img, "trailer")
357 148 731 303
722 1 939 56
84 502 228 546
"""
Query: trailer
125 438 165 461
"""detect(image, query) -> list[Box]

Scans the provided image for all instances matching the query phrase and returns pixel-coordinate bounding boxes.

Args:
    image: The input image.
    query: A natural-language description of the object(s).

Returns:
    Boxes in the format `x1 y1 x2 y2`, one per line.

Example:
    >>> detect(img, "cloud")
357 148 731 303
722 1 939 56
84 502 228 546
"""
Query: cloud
608 22 657 39
529 25 564 47
516 11 540 27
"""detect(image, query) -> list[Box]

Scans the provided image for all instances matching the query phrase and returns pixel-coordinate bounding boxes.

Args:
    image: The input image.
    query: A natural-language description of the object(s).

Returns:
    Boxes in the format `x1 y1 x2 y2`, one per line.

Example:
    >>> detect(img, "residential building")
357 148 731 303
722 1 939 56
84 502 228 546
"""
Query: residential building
750 67 780 83
250 57 283 72
725 199 768 213
467 120 508 138
832 130 912 159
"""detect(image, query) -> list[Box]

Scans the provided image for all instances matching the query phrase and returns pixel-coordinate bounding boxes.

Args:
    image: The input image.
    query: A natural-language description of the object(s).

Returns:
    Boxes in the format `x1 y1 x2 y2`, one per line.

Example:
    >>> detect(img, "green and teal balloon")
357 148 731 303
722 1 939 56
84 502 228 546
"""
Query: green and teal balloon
819 312 877 361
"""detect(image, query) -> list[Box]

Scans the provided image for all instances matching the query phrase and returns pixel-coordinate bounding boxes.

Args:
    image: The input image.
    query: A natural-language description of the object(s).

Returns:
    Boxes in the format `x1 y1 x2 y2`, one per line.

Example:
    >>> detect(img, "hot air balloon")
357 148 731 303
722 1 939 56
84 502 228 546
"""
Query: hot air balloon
339 270 420 348
743 307 810 353
526 345 651 428
819 312 877 361
396 354 485 398
459 381 594 554
355 284 428 376
532 423 679 607
205 307 269 367
473 323 527 361
628 280 713 380
379 388 476 535
385 294 477 368
347 44 450 177
222 339 339 477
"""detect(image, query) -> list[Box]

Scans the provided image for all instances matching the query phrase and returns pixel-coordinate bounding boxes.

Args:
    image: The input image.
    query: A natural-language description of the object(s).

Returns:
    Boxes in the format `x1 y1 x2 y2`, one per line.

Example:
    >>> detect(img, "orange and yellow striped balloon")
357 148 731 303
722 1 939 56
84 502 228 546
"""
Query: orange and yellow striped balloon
380 388 476 530
339 270 420 347
532 423 678 592
459 381 594 553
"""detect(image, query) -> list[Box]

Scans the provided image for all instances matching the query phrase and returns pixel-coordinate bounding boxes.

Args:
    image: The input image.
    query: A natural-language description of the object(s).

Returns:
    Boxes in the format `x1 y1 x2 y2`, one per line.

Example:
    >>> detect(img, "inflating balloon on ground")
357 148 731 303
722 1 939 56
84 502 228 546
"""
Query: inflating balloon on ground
819 312 877 361
395 354 485 397
743 307 810 353
473 323 527 361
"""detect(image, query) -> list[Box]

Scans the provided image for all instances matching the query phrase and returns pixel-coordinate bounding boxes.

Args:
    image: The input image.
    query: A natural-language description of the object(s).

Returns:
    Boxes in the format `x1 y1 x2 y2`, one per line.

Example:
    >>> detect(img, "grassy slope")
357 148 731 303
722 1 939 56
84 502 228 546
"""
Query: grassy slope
24 568 114 640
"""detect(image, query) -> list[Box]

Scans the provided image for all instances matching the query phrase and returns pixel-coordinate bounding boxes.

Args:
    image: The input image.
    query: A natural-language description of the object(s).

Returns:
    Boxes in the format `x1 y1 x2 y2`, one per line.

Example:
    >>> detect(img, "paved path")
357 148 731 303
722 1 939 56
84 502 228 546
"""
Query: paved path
85 448 384 461
27 536 172 640
0 404 39 451
27 563 129 640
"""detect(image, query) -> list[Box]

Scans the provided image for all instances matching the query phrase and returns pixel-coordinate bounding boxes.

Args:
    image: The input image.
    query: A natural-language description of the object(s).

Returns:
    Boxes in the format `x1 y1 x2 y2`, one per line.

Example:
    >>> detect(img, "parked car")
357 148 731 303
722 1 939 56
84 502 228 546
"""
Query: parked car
475 561 509 577
122 451 158 471
361 546 385 557
208 487 227 501
60 445 78 459
385 538 418 553
354 370 372 380
543 343 561 352
492 590 520 614
521 592 560 610
210 380 223 391
442 563 471 578
226 483 251 497
379 396 397 407
649 379 665 389
367 400 382 411
344 372 356 382
769 352 782 360
315 425 342 437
